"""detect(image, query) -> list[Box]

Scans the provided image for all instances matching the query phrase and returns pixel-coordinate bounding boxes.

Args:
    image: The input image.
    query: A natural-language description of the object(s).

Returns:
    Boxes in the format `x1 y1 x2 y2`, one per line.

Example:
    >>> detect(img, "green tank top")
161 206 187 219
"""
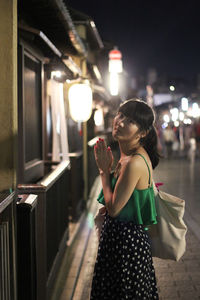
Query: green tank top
97 153 157 225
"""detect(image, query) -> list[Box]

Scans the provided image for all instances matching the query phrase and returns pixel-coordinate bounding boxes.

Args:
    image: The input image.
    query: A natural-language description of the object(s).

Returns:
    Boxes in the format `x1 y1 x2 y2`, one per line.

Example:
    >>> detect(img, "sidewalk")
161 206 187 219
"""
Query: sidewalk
50 175 200 300
50 177 101 300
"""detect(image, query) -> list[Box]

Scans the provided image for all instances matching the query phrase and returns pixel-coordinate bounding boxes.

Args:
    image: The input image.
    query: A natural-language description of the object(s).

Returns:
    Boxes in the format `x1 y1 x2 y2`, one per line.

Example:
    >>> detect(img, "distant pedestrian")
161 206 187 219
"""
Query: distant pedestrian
163 125 176 158
156 123 164 155
188 137 196 163
184 124 192 151
194 119 200 156
90 99 160 299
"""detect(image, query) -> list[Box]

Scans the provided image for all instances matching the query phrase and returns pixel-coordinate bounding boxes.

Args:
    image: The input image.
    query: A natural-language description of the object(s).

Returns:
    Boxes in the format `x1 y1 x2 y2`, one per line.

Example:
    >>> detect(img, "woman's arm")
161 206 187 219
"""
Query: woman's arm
94 139 143 217
94 138 113 210
108 158 142 217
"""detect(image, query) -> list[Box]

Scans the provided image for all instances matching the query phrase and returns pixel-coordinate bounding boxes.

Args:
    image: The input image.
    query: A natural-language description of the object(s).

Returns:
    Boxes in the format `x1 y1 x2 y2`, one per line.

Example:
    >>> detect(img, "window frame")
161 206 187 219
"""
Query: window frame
18 40 45 183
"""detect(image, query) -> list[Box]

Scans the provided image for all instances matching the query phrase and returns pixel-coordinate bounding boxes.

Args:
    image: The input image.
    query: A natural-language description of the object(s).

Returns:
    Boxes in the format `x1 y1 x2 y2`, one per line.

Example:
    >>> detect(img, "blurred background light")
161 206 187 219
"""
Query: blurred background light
163 114 170 123
179 111 185 121
181 97 188 111
162 122 168 129
183 118 192 124
192 102 200 118
169 85 175 91
51 70 62 79
174 120 179 127
170 108 179 121
94 109 104 126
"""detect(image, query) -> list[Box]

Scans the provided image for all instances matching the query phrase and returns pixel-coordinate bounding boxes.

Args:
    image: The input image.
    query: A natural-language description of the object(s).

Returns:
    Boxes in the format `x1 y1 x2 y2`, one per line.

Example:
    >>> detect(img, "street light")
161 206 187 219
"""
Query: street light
68 81 93 122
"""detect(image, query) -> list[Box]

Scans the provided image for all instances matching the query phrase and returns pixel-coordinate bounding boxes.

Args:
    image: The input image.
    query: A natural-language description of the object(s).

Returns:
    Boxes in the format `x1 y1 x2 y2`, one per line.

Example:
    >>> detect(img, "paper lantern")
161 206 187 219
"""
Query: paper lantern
68 82 93 122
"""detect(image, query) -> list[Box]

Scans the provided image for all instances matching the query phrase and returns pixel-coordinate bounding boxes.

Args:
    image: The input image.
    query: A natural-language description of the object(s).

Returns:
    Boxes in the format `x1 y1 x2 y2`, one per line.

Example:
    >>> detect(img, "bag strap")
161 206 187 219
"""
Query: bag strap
133 153 151 186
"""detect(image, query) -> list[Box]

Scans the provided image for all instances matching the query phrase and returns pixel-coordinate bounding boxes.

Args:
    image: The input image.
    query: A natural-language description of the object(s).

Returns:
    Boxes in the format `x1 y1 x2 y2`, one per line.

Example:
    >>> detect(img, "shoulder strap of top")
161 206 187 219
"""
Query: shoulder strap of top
133 153 151 186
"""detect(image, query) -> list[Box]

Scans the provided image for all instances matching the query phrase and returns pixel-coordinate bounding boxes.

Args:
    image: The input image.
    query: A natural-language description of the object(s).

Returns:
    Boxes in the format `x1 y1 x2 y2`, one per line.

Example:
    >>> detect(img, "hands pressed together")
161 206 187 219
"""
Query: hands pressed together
94 138 113 174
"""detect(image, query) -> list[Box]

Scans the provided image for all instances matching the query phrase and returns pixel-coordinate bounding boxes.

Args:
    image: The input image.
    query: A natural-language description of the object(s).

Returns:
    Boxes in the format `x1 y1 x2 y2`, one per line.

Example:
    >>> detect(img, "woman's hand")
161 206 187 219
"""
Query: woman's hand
94 138 113 174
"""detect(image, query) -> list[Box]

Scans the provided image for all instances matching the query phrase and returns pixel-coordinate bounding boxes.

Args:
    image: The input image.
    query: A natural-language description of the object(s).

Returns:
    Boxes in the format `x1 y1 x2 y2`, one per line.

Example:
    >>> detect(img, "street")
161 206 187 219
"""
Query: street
51 157 200 300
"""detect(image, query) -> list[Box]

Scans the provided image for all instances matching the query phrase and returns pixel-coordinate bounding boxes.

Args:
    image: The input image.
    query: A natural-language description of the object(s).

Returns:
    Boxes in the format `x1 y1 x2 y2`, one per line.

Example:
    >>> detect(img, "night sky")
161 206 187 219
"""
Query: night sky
67 0 200 81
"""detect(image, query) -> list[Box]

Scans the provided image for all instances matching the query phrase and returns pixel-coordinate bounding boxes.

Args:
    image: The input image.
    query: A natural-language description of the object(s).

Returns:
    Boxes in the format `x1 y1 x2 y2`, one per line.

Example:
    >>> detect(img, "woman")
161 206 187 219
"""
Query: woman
90 99 160 300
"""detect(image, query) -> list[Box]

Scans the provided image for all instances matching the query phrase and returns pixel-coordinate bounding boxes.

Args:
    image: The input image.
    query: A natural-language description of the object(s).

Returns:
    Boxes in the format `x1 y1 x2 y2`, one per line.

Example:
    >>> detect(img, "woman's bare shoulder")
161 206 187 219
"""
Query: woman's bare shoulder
129 153 146 166
127 152 152 175
132 151 152 168
120 155 143 175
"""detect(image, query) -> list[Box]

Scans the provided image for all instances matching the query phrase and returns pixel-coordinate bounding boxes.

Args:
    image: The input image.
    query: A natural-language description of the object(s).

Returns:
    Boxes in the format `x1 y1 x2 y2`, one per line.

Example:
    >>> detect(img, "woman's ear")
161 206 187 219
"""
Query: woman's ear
138 130 148 144
140 130 147 139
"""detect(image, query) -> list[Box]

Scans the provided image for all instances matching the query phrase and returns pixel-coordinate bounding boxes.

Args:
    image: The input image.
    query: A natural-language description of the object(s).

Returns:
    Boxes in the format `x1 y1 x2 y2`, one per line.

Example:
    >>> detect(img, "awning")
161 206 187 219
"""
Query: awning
19 24 82 79
68 7 104 51
19 0 87 57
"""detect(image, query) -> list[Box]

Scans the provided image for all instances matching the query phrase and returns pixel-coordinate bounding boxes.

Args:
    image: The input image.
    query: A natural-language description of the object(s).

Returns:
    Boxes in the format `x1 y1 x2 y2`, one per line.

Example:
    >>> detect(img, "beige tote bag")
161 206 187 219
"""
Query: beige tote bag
148 185 187 261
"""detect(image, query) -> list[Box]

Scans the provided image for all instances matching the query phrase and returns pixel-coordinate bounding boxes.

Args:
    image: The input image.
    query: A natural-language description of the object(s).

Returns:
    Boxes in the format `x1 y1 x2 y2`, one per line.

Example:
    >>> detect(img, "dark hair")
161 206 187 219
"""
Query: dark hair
118 98 160 169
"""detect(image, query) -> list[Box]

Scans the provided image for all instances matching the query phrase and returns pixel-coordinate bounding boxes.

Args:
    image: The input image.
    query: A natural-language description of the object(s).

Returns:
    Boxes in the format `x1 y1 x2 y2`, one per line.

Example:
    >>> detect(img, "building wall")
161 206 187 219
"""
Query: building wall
0 0 18 192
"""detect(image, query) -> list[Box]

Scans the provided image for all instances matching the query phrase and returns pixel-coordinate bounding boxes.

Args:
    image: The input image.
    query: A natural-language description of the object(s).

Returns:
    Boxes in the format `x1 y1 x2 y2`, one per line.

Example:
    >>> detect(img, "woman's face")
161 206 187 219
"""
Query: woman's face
112 111 141 142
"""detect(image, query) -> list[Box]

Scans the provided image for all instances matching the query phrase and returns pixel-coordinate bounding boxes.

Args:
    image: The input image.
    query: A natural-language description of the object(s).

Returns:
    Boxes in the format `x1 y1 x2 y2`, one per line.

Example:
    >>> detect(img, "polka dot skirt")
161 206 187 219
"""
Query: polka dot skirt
90 213 159 300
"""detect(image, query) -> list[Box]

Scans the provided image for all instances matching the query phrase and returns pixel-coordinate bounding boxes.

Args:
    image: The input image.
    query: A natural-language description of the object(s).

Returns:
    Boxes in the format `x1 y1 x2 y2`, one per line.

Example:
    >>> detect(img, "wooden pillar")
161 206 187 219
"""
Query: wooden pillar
83 121 88 201
81 59 89 201
0 0 18 192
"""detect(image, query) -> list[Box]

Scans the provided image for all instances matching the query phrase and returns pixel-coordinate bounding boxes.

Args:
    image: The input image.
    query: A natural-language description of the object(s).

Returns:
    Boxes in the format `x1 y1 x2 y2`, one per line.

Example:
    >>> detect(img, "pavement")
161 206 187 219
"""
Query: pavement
50 157 200 300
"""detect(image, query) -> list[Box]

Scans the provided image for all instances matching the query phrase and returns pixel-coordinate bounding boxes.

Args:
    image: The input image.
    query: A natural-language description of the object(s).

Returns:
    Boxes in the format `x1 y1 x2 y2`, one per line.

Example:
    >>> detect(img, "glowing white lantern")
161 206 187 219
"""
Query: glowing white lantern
109 73 119 96
108 48 123 96
109 49 123 73
68 82 93 122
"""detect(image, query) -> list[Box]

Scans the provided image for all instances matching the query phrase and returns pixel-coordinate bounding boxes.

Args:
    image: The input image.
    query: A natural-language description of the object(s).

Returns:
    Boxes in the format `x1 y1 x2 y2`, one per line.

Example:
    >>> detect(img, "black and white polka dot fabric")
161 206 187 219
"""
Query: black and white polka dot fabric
90 213 159 300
